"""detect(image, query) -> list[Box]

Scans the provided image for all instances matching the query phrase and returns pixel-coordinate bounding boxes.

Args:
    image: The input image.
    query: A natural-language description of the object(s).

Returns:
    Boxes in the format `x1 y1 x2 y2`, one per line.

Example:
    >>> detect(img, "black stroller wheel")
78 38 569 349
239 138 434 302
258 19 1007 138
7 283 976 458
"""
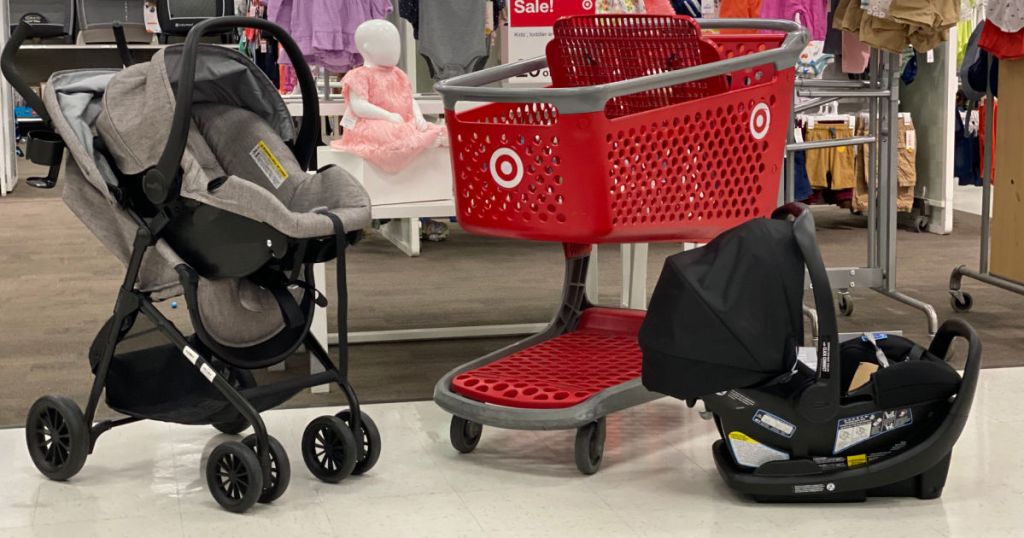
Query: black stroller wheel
301 416 358 483
449 416 482 454
575 417 606 475
241 434 290 504
26 396 89 481
336 410 381 475
212 368 257 435
206 440 263 513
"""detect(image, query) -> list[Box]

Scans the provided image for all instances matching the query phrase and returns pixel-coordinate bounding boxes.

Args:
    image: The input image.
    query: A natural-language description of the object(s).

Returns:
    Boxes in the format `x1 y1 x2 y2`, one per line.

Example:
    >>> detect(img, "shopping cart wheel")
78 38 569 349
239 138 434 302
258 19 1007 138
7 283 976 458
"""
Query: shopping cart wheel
950 292 974 313
450 416 482 454
575 417 606 475
206 440 264 513
837 292 854 317
25 395 89 481
241 434 290 504
336 410 381 475
301 416 358 483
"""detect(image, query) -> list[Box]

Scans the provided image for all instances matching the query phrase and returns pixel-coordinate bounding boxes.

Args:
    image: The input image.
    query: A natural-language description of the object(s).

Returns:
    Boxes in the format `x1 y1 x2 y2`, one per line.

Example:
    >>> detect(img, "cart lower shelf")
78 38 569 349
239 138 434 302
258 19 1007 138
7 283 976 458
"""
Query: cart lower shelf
451 308 646 409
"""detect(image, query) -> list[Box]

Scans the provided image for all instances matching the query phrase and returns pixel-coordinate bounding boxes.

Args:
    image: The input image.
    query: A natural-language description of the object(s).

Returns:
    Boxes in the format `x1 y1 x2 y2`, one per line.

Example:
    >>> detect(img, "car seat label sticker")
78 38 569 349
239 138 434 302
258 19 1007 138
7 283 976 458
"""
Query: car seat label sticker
796 346 817 370
727 431 790 468
794 482 836 494
250 140 289 189
753 409 796 438
726 390 755 408
833 408 913 454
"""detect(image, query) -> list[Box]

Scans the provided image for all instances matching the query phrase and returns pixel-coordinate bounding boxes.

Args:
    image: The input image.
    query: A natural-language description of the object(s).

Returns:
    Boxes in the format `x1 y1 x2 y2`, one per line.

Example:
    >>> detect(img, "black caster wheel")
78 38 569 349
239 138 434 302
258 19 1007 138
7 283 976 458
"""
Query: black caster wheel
241 434 290 504
26 396 90 481
951 292 974 313
574 417 606 475
206 440 264 513
302 416 358 483
336 410 381 475
449 416 482 454
212 368 257 435
837 293 854 317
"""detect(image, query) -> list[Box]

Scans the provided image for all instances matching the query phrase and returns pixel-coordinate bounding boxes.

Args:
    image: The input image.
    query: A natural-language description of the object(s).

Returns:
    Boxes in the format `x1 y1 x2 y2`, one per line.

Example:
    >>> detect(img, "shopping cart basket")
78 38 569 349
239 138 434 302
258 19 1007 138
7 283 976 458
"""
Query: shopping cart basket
433 15 807 474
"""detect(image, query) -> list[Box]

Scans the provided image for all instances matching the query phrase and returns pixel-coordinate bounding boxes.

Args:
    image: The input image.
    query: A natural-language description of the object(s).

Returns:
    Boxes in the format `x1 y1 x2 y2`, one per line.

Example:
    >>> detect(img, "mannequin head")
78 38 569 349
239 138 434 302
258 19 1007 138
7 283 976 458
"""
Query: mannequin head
354 19 401 68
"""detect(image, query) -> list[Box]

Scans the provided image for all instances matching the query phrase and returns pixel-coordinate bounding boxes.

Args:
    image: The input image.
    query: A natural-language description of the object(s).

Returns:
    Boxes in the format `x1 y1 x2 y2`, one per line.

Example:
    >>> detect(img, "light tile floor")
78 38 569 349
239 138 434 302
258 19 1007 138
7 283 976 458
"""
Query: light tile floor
3 367 1023 537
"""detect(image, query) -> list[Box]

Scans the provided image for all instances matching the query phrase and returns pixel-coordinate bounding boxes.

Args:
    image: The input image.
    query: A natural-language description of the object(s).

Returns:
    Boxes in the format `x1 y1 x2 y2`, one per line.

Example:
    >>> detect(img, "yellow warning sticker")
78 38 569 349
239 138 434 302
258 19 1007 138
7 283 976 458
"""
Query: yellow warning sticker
846 454 868 468
249 140 289 188
727 431 790 468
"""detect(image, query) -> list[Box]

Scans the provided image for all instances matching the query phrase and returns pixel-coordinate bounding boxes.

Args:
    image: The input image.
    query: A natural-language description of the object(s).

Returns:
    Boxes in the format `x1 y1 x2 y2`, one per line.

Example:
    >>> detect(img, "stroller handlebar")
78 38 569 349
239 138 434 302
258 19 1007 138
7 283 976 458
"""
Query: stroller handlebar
1 21 66 125
150 16 319 206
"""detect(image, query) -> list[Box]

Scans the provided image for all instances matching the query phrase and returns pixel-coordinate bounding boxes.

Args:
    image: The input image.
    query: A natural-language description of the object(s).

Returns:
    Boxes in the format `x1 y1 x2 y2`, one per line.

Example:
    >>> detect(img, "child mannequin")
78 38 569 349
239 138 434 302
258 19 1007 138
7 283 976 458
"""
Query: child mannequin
331 19 446 173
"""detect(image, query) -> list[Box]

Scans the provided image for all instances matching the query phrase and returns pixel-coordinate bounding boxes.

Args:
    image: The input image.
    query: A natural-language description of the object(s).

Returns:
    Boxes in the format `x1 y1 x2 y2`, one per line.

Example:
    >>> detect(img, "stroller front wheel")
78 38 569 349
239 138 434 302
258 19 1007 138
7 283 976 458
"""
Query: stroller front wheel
205 440 264 513
26 395 89 481
301 416 358 483
336 410 382 475
241 434 290 504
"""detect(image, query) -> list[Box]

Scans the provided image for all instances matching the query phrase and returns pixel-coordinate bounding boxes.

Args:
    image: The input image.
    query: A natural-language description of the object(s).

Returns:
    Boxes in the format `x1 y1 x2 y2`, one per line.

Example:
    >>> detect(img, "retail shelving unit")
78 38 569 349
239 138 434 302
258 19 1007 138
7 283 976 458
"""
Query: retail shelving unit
785 51 939 335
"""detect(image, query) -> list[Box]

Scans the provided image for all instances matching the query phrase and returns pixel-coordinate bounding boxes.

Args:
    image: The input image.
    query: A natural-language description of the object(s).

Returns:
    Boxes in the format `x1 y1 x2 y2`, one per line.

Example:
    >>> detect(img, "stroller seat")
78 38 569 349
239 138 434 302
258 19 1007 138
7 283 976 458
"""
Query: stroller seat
640 204 982 502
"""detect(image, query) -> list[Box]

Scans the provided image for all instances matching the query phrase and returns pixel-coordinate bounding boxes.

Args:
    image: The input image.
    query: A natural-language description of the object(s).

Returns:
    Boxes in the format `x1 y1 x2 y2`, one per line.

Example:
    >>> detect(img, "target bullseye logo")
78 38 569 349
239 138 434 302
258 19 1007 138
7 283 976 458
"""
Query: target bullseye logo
750 102 771 140
489 147 524 189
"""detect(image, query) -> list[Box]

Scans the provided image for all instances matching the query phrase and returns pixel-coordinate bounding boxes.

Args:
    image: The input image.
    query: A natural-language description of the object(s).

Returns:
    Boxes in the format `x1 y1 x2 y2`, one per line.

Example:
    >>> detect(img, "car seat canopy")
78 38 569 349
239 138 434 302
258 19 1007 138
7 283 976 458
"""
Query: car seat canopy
639 219 807 400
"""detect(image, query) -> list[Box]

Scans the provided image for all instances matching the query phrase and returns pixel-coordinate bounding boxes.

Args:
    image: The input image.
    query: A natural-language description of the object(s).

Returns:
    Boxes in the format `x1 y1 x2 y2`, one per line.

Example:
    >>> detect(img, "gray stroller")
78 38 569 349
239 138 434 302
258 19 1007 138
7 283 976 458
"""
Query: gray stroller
2 18 377 513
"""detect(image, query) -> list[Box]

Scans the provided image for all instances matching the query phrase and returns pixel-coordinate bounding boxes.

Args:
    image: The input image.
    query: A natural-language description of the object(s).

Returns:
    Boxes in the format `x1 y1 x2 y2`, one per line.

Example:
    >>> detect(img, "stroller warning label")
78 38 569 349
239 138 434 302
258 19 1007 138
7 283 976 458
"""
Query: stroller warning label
250 140 289 189
727 431 790 468
833 408 913 454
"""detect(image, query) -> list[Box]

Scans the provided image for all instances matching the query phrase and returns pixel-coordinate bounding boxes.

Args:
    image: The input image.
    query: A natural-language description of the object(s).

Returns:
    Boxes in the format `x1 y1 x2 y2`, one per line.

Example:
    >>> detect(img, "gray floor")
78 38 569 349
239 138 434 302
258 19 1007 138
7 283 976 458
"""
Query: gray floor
0 174 1018 426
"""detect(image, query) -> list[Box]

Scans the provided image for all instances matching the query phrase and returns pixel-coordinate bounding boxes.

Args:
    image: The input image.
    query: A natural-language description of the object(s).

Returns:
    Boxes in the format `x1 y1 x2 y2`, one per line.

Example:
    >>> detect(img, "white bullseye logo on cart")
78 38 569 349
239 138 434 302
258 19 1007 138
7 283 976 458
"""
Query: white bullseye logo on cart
489 147 524 189
750 102 771 140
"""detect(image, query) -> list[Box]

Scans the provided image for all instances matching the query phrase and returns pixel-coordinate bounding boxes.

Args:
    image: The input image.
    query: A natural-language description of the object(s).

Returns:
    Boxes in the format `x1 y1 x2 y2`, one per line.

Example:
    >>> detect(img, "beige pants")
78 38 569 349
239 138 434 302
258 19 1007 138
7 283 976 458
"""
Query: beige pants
805 124 858 190
853 117 916 213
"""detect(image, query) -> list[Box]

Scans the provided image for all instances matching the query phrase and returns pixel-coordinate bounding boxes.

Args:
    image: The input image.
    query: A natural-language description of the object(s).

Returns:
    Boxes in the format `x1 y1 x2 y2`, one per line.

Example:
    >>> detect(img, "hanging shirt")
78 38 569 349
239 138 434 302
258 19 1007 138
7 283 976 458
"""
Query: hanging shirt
268 0 393 72
989 1 1024 34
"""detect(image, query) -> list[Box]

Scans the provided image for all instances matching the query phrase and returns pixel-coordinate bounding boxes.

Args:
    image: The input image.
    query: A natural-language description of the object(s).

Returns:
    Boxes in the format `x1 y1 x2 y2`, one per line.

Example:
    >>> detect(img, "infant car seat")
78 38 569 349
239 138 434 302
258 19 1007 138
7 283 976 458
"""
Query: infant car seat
639 204 981 502
3 17 378 514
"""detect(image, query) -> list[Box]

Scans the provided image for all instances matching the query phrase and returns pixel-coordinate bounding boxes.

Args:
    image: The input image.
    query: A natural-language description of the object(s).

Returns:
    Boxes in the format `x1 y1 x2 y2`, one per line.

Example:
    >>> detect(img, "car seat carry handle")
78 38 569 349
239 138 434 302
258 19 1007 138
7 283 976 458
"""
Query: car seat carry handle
928 319 983 418
1 21 65 125
152 16 318 204
772 203 841 422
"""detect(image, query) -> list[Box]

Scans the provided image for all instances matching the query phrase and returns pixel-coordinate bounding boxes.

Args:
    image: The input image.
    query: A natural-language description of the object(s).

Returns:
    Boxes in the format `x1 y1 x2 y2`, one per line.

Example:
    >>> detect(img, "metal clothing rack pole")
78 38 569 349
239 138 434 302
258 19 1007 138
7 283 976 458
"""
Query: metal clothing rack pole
785 50 938 335
948 60 1024 309
0 7 16 196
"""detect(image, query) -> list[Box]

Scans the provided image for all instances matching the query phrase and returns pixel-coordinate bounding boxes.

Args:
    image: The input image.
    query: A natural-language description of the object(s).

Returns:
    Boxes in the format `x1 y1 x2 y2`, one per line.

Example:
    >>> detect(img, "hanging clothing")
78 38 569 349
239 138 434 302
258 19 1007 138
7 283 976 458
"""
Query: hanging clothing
989 1 1024 35
721 0 762 18
268 0 393 72
955 108 982 186
804 123 857 191
853 115 916 212
331 66 446 172
401 1 504 41
419 0 489 80
824 0 843 54
671 0 703 16
979 19 1024 61
761 0 826 40
833 0 959 53
645 0 678 14
842 31 871 73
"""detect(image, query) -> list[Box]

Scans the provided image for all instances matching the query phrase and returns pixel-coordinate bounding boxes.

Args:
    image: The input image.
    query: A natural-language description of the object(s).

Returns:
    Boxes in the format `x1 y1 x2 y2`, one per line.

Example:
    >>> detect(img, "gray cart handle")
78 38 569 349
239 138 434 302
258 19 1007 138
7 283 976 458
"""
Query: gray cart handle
435 19 808 115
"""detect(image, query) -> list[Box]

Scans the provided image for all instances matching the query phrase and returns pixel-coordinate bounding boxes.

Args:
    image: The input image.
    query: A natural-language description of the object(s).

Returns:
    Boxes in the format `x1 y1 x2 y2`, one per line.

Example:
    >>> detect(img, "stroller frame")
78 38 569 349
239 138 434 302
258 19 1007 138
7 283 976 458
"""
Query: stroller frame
5 17 375 513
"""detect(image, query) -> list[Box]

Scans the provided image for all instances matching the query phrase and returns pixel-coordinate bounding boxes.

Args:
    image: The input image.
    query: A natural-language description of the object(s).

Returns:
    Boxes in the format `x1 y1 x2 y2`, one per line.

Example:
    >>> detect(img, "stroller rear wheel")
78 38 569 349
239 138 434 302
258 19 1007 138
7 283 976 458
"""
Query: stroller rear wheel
241 434 290 503
26 395 89 481
336 410 381 475
301 416 358 483
449 416 482 454
574 417 606 475
206 440 264 513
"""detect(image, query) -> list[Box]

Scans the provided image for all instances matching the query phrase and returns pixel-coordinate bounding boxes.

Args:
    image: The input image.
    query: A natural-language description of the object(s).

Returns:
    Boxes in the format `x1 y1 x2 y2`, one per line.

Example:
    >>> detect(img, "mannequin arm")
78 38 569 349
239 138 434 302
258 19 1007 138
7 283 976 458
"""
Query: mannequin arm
411 99 430 131
348 89 403 123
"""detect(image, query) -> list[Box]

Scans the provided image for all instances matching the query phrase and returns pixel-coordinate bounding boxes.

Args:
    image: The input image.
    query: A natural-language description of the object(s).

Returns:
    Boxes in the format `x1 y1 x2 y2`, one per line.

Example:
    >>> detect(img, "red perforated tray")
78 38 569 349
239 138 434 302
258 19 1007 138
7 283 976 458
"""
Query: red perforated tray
451 308 645 409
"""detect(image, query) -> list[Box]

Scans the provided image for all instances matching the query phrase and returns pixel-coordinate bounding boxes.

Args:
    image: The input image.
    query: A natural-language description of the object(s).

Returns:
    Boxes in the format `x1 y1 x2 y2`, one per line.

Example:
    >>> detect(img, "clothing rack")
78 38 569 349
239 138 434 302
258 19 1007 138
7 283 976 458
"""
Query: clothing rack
949 60 1024 310
785 50 939 335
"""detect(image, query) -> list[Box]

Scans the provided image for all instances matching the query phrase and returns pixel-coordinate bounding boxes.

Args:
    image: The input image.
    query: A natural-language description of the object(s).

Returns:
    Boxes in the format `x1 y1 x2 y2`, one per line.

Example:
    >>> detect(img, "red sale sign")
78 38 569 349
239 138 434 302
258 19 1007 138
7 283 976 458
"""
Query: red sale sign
506 0 596 84
510 0 596 27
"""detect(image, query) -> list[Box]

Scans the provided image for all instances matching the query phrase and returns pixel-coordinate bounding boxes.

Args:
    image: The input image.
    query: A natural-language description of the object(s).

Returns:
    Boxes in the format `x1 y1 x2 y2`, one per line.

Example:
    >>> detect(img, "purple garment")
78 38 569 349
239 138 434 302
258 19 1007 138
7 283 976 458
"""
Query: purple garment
268 0 393 72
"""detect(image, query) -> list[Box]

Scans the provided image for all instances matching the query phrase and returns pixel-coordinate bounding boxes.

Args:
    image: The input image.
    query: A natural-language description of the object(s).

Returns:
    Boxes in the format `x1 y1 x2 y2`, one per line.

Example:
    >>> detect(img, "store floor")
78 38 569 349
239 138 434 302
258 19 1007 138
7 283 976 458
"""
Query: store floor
1 170 1021 425
1 366 1022 537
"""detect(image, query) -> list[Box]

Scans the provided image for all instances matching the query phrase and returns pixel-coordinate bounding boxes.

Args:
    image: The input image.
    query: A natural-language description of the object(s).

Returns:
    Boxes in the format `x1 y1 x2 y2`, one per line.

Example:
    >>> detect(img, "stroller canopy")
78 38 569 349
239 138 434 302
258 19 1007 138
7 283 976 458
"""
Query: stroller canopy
639 218 806 400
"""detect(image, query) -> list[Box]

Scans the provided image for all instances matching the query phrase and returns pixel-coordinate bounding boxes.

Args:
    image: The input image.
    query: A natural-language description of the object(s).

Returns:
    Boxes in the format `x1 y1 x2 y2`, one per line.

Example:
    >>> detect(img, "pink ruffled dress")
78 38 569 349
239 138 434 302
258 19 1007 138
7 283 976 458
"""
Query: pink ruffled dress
332 66 445 173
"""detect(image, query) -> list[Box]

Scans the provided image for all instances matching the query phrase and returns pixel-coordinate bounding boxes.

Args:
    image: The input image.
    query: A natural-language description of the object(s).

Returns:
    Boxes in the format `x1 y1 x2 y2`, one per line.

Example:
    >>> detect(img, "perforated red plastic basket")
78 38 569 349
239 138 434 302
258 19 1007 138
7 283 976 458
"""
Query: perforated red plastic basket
438 16 804 244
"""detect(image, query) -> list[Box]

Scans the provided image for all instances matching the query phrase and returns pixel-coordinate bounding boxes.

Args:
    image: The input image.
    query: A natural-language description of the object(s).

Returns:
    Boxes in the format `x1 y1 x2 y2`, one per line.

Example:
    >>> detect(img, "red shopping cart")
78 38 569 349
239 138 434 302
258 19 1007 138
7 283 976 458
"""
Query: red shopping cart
433 15 806 474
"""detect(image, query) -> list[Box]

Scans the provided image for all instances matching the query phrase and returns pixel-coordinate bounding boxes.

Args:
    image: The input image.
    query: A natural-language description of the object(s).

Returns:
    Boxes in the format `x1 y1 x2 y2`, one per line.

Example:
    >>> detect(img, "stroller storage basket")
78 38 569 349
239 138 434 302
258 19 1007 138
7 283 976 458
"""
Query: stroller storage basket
437 17 806 244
